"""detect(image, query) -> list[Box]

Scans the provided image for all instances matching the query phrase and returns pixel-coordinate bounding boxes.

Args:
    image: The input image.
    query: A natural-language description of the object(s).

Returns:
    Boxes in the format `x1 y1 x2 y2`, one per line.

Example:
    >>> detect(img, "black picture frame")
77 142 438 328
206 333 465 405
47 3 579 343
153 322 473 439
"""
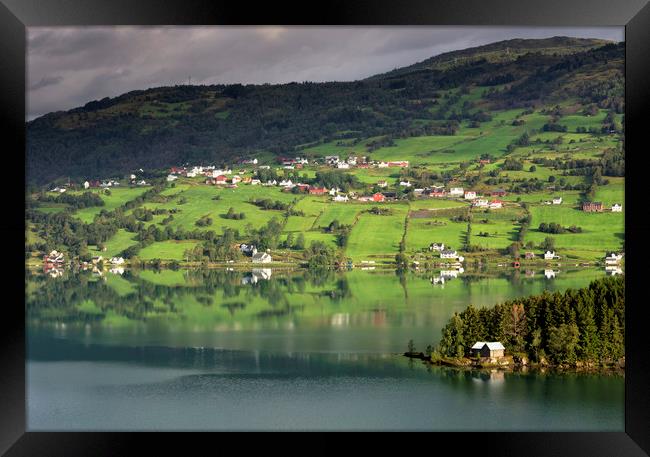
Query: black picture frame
2 0 649 454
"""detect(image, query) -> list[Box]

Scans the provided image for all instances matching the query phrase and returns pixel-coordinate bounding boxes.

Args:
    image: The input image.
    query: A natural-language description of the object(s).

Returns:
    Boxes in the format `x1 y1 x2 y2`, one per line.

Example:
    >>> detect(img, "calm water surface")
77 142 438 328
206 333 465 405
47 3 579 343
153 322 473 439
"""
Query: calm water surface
26 268 624 430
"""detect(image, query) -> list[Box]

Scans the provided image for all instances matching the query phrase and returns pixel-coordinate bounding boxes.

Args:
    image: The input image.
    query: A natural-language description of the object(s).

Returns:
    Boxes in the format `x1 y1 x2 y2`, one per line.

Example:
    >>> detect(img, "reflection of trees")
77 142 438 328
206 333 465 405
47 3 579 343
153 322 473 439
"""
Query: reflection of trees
26 268 352 325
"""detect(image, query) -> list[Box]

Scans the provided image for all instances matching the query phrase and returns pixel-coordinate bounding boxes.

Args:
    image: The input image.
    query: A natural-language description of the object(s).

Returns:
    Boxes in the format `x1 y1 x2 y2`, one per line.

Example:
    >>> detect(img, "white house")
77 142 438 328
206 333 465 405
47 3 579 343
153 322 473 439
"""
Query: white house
325 155 339 165
605 252 623 264
137 180 147 186
337 162 350 169
611 203 622 212
376 180 388 188
552 197 563 205
464 191 477 200
429 242 445 251
377 161 389 168
231 175 242 184
449 187 464 196
473 198 488 208
167 174 178 182
263 180 277 186
440 249 458 259
489 199 503 209
329 187 341 196
252 252 272 263
83 181 90 189
333 194 349 202
110 257 125 265
399 181 412 187
279 179 294 188
544 269 556 279
544 251 558 260
250 179 261 185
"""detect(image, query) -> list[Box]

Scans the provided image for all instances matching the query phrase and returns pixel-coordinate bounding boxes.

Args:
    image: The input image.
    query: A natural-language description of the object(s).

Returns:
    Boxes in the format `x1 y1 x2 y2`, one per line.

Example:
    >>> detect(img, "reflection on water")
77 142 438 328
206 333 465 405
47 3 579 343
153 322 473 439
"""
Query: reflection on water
26 267 623 431
27 267 613 353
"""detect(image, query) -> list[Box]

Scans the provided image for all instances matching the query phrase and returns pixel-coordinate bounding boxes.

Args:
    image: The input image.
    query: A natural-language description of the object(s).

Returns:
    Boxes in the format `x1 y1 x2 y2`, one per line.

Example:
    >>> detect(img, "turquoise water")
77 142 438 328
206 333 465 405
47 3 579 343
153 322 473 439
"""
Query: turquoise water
26 268 624 431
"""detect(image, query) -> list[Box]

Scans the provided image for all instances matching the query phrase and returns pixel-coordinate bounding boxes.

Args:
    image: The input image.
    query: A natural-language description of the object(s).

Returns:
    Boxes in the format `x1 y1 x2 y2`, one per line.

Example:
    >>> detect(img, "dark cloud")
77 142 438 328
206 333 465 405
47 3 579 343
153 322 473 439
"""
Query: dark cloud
29 75 63 91
27 26 624 120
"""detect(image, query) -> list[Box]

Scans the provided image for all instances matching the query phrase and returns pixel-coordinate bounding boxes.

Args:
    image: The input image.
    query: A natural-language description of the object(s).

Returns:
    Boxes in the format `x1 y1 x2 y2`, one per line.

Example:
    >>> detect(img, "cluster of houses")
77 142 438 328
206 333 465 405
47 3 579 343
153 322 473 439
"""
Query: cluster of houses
428 243 465 262
240 268 272 284
322 155 409 170
239 243 273 263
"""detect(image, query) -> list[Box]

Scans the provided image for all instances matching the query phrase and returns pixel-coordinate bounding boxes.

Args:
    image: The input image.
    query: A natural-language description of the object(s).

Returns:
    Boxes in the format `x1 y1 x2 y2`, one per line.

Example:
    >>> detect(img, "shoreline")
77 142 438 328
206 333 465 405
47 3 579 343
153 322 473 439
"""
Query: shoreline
403 352 625 374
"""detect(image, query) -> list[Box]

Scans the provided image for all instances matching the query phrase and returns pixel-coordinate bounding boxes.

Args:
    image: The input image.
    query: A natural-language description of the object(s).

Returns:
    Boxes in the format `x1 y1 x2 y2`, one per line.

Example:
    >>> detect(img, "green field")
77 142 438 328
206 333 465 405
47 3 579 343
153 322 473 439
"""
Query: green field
73 187 150 223
346 206 408 260
138 240 201 261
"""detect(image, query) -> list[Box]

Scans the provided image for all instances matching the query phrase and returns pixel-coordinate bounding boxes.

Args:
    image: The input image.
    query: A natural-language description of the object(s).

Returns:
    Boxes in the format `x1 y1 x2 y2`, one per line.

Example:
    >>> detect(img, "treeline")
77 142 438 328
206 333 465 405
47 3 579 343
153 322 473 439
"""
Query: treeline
538 222 582 234
436 276 624 365
37 191 105 209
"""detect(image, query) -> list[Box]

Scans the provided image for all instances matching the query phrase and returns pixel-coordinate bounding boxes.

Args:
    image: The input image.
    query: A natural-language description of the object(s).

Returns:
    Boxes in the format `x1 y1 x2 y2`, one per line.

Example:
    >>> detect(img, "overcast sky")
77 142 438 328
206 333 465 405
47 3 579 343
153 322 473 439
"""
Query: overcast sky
27 26 623 120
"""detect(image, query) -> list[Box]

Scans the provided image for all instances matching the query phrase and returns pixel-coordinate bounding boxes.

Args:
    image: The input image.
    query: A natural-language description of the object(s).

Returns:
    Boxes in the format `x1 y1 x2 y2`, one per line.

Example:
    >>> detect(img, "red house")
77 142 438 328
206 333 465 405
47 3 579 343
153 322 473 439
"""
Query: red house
582 201 603 212
491 189 507 197
373 193 385 202
309 187 327 195
387 161 409 168
215 175 228 185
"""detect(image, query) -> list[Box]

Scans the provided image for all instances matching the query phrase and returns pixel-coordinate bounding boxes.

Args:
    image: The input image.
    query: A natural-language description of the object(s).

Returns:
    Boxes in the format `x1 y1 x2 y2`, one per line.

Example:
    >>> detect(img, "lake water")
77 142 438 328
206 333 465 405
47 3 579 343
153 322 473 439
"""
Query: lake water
26 267 624 431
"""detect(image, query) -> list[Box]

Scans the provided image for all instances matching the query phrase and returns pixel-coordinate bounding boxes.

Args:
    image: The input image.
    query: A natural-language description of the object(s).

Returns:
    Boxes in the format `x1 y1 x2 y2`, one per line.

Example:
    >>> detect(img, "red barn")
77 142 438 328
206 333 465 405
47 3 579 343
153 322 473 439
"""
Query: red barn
373 193 386 202
582 201 603 212
309 187 327 195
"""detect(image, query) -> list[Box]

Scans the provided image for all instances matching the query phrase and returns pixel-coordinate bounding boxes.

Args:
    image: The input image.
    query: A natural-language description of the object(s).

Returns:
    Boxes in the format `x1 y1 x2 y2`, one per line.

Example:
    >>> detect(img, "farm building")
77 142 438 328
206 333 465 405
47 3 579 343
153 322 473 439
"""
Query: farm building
215 175 228 185
491 189 507 197
544 251 559 260
387 161 409 167
552 197 563 205
252 252 272 263
449 187 464 196
605 252 623 264
470 342 505 359
240 244 257 256
43 250 64 264
472 199 488 208
309 187 328 195
582 201 603 212
333 194 349 202
440 249 458 259
489 199 503 209
429 242 445 252
464 191 477 200
611 203 622 212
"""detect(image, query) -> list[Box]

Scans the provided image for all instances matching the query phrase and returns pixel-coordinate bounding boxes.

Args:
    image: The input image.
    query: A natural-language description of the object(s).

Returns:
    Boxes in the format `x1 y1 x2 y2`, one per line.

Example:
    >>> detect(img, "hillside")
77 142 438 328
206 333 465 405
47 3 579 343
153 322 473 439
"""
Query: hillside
26 37 624 185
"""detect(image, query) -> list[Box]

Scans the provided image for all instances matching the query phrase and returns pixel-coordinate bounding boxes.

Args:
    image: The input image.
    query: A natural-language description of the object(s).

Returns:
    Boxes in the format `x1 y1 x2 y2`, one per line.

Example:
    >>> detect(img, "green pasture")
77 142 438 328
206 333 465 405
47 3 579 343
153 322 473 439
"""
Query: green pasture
73 187 150 223
138 240 201 260
346 207 408 260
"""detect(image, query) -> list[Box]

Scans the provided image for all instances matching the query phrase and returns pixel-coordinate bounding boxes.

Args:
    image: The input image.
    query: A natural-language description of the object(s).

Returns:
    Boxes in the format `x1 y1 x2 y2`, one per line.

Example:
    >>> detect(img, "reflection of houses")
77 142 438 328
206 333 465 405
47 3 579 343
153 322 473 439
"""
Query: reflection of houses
440 268 464 279
440 250 464 262
109 267 124 275
544 269 557 279
611 203 622 212
331 313 350 327
241 268 273 284
110 257 125 265
470 342 505 358
605 266 623 276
